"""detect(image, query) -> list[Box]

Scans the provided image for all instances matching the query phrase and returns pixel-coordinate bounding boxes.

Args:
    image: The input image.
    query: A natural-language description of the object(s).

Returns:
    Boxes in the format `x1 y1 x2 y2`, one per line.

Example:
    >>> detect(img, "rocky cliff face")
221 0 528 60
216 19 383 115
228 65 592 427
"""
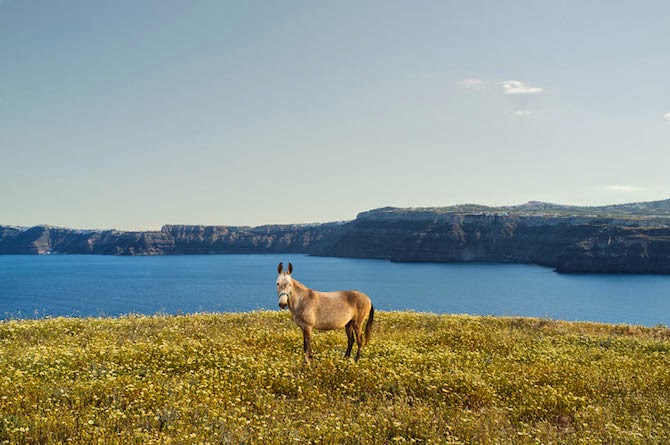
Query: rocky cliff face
160 223 346 254
0 223 347 256
326 208 670 273
3 203 670 274
0 226 99 255
554 226 670 273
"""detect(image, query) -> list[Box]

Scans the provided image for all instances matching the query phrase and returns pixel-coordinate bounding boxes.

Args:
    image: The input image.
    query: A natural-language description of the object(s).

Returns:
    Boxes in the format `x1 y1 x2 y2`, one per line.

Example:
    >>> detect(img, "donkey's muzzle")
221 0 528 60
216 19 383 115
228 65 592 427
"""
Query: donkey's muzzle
278 302 288 309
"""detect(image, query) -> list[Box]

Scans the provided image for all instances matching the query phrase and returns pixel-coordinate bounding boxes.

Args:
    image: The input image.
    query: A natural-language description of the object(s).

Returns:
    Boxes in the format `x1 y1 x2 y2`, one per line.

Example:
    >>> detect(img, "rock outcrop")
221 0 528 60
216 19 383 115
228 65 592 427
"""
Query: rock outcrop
0 223 347 256
3 200 670 274
160 223 347 255
331 208 670 274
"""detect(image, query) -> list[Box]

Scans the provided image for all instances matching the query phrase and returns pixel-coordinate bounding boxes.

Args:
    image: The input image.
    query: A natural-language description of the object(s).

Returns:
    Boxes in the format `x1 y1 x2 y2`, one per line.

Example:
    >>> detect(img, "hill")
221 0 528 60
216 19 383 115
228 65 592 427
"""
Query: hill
400 198 670 218
1 311 669 444
2 199 670 273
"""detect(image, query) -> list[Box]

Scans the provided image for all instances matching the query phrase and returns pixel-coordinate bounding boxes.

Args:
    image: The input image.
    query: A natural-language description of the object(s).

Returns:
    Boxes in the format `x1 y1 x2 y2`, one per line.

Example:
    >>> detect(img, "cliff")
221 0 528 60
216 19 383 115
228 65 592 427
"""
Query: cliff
0 223 347 256
331 208 670 274
3 199 670 274
160 223 347 255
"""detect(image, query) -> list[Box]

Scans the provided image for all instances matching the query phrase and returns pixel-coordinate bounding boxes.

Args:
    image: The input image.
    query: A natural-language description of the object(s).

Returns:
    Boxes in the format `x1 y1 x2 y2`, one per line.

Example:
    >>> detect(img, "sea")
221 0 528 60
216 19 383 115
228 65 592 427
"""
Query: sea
1 254 669 326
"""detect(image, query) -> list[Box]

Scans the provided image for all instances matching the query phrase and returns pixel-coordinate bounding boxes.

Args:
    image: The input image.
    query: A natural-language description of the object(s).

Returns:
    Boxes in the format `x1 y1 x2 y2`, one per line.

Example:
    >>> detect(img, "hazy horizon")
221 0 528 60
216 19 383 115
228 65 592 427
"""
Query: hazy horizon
2 1 669 230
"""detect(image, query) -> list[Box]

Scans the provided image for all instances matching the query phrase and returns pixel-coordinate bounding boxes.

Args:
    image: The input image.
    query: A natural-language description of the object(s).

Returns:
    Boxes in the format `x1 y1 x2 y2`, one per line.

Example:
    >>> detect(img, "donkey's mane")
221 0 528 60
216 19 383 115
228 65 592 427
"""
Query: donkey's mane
290 278 310 294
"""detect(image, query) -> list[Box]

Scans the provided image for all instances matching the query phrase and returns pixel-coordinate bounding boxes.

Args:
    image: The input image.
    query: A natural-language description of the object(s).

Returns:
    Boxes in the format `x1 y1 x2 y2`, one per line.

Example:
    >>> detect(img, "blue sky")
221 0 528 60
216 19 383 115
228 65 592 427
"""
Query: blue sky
1 1 669 229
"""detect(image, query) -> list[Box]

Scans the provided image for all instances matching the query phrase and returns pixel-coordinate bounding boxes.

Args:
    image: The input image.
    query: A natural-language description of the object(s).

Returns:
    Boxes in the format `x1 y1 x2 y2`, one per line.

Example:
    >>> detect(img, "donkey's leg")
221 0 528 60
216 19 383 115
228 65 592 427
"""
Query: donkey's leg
354 323 364 362
344 321 355 358
302 326 313 362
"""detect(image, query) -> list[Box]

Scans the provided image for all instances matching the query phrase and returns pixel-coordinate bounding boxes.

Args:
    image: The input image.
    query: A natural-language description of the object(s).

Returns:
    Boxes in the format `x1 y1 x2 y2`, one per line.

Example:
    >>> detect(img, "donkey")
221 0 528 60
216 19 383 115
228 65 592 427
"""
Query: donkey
276 262 374 362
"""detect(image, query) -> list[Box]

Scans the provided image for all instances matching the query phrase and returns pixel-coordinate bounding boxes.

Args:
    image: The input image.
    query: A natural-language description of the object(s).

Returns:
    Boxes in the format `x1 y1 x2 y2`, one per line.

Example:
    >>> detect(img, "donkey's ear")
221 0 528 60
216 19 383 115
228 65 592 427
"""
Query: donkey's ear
288 263 293 275
277 262 283 274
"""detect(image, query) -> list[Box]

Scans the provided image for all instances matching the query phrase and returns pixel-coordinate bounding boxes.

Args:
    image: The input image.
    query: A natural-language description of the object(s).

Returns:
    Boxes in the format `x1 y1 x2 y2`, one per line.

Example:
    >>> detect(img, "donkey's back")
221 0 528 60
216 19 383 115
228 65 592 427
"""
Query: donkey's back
312 289 372 331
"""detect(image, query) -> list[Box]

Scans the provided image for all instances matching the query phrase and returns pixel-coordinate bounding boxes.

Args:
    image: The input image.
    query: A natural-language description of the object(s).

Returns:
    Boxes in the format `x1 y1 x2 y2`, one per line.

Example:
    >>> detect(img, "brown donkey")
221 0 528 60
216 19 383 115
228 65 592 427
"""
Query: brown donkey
276 262 374 362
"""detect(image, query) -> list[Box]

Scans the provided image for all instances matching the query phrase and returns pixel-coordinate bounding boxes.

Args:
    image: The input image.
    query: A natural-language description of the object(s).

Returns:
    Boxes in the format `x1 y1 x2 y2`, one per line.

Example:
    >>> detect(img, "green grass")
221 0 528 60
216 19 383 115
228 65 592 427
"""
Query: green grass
1 311 669 444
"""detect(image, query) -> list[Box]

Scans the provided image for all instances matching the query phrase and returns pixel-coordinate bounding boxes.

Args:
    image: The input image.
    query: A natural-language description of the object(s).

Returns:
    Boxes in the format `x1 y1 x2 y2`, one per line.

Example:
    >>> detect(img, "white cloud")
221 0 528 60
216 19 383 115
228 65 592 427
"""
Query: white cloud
459 78 485 90
665 112 670 123
603 185 648 192
499 80 543 95
513 109 532 117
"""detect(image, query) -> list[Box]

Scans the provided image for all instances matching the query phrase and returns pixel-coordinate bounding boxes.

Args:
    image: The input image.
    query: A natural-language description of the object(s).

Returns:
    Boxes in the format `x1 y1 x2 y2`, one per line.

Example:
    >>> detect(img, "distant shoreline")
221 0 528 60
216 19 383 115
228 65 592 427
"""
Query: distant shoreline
3 200 670 274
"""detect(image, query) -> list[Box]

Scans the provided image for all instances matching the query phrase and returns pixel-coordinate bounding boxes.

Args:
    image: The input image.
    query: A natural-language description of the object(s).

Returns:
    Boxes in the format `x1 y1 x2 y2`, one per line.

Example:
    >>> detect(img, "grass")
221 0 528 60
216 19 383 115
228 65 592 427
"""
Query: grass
1 311 669 444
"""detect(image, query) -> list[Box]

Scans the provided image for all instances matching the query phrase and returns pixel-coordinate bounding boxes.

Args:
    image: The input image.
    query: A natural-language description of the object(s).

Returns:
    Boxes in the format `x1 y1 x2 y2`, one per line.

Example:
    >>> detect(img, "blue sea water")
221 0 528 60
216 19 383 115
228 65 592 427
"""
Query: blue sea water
1 254 669 326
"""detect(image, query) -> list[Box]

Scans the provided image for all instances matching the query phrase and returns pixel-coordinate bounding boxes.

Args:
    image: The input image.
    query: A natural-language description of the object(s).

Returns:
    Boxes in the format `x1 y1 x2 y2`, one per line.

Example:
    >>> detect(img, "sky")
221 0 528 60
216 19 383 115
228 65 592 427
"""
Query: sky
1 1 669 230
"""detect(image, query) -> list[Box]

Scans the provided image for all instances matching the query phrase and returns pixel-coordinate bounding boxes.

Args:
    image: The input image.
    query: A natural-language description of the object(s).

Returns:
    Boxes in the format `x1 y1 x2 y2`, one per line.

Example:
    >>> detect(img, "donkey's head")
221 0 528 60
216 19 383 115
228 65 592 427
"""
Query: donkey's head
276 262 293 309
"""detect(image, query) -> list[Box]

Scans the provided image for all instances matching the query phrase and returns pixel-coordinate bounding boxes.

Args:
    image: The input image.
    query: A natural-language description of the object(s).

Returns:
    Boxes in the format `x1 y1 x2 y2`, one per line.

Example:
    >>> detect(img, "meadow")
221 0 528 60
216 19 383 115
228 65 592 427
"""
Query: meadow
1 311 669 444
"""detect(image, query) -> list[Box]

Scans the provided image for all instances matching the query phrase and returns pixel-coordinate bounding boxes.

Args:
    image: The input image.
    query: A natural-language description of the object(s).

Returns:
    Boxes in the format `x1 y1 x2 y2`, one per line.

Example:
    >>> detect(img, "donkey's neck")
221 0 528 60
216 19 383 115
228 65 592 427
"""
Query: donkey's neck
292 279 311 296
289 279 312 309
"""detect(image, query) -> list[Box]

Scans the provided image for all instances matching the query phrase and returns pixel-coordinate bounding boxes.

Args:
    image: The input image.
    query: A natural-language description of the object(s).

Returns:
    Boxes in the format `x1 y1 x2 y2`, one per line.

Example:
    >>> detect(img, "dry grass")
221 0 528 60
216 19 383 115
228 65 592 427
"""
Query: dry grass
1 311 669 444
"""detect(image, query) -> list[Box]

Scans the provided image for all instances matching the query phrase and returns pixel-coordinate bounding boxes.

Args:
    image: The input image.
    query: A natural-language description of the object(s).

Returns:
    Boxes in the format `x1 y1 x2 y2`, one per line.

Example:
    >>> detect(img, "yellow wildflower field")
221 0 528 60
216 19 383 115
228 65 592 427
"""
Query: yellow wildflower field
1 311 669 444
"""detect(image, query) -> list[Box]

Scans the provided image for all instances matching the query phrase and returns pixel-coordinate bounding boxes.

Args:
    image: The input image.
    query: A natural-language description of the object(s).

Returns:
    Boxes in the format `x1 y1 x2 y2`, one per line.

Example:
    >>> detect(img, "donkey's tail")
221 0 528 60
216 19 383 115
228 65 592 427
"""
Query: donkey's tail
364 304 375 346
